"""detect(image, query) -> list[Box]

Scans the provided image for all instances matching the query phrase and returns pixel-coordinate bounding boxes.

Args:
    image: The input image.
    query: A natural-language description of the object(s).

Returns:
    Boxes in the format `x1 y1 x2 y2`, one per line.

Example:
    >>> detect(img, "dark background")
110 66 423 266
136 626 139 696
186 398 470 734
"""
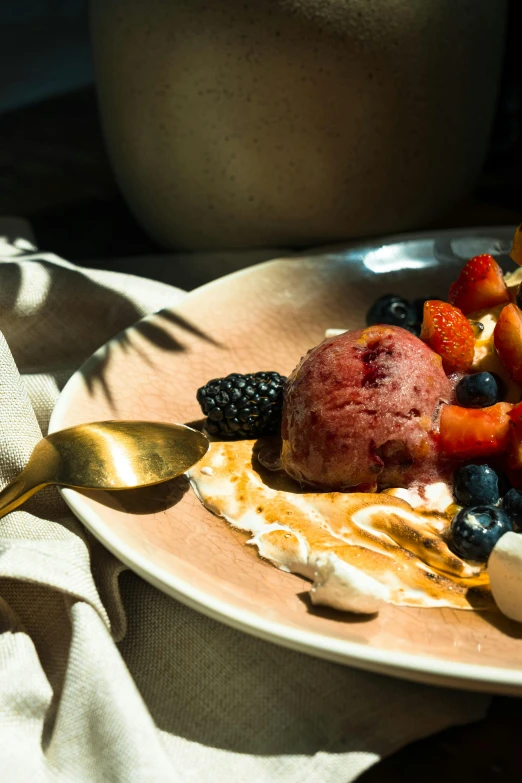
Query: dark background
1 1 522 267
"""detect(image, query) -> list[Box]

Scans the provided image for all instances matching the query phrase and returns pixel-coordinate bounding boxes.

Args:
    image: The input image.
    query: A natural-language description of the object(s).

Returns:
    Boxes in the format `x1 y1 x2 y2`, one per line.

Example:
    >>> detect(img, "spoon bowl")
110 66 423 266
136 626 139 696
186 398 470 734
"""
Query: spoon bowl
0 421 209 518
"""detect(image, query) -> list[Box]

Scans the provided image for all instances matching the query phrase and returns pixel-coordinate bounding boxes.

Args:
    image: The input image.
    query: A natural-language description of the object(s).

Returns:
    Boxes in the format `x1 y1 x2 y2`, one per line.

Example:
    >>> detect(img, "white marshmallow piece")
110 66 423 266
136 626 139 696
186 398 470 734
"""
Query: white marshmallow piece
488 532 522 622
310 554 390 614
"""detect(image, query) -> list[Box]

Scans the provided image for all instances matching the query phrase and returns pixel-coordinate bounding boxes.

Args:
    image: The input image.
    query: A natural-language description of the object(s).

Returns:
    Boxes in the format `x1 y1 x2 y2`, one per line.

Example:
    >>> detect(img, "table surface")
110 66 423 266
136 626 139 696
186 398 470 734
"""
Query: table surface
2 88 522 781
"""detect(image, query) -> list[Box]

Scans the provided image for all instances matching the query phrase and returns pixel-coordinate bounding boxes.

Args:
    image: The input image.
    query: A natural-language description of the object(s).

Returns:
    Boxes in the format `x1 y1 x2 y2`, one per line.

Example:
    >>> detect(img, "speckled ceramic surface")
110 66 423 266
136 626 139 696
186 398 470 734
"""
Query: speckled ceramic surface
91 0 506 249
50 227 522 693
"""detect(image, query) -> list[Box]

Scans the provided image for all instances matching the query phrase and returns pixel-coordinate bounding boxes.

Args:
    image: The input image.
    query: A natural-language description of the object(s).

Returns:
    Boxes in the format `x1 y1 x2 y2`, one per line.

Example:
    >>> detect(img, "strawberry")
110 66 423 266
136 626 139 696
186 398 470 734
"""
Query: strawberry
510 224 522 266
439 402 513 459
420 300 475 373
448 254 510 314
509 402 522 428
493 303 522 384
507 402 522 470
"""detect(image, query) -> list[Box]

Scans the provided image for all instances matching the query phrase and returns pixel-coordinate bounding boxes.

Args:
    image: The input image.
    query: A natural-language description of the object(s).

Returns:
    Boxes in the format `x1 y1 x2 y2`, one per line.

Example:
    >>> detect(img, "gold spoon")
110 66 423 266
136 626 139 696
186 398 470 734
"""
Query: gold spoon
0 420 209 518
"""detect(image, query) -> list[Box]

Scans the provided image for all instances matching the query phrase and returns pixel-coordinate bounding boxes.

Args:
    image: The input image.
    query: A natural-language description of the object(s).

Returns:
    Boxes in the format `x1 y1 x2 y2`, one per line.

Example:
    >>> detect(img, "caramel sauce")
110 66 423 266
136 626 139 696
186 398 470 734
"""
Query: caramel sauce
189 438 492 611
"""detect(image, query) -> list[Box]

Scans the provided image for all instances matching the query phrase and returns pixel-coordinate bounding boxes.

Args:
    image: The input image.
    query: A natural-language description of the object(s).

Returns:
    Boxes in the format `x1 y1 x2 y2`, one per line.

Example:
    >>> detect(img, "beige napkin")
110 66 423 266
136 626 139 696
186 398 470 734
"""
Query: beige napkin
0 222 489 782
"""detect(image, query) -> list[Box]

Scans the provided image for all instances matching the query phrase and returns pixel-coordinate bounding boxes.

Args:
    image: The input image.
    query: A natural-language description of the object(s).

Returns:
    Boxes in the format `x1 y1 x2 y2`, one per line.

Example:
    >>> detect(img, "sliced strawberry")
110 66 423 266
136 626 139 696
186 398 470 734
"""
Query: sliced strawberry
420 300 475 373
448 254 510 314
510 224 522 266
439 402 513 459
509 402 522 428
493 303 522 384
507 402 522 469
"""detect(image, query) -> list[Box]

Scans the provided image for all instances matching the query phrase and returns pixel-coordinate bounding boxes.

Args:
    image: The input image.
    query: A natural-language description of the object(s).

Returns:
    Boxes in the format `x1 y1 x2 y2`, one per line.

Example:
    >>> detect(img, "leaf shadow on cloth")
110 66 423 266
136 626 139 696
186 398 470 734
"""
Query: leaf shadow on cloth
0 258 145 373
0 257 216 414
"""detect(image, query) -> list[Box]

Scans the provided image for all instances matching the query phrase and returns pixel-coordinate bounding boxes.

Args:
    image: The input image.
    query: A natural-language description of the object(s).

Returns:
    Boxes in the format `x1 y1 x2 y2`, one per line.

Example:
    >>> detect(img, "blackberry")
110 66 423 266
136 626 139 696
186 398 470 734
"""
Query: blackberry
196 371 287 439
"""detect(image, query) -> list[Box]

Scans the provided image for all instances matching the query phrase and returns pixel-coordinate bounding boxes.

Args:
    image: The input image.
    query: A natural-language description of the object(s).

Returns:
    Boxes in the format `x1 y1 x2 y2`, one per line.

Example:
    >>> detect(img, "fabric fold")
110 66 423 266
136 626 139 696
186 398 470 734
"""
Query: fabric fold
0 228 491 782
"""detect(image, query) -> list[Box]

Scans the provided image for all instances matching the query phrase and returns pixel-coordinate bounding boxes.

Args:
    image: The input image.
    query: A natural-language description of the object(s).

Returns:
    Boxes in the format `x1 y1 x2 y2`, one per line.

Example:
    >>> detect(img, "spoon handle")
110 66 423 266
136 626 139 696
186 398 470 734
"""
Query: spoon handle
0 471 47 519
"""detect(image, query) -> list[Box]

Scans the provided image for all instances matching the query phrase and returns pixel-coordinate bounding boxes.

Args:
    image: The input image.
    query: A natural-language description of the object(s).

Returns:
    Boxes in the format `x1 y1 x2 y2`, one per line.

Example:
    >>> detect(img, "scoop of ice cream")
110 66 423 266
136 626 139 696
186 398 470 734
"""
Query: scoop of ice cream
281 325 452 490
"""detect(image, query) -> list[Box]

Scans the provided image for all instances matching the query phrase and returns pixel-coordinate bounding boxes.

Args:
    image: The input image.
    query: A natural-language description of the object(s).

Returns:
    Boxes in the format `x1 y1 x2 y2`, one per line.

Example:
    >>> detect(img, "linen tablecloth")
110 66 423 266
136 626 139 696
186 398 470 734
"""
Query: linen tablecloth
0 221 489 782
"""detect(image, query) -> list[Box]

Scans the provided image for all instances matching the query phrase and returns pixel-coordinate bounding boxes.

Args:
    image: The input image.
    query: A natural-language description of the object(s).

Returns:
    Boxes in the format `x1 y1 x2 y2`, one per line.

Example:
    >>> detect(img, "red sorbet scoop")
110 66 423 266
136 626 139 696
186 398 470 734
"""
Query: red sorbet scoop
281 325 452 491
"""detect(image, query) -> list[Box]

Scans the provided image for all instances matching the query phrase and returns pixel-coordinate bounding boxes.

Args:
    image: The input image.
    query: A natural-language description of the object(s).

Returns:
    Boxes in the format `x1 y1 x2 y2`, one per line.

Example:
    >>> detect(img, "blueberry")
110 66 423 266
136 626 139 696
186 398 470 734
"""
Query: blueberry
448 505 513 562
503 488 522 532
455 372 499 408
453 464 501 506
366 295 416 329
404 321 422 337
490 372 507 401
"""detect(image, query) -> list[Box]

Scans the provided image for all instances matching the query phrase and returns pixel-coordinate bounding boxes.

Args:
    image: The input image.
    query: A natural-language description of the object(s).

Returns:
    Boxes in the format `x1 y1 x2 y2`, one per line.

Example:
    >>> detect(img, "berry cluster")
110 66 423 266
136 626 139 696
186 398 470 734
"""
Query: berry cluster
198 249 522 567
365 253 522 563
448 463 522 562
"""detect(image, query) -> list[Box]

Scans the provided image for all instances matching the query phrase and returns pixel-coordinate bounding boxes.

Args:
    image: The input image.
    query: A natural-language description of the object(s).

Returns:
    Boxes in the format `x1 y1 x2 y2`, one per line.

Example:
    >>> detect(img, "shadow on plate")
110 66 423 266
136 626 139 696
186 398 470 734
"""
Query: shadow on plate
478 608 522 640
251 437 310 494
76 474 190 515
297 590 375 626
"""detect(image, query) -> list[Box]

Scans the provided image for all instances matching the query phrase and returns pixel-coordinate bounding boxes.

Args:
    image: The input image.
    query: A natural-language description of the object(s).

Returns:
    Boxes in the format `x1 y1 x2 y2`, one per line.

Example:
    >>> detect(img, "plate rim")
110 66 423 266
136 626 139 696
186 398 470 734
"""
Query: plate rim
50 225 522 694
57 484 522 694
